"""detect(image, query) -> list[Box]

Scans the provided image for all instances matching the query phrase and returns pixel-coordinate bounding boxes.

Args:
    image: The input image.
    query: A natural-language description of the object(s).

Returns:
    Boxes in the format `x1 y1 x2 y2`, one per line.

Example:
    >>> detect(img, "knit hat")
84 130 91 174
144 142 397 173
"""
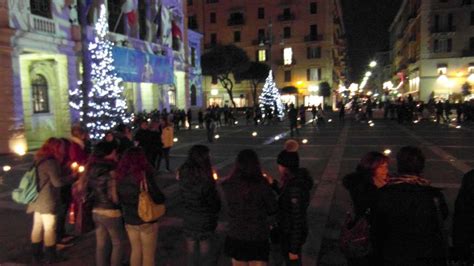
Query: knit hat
277 139 300 169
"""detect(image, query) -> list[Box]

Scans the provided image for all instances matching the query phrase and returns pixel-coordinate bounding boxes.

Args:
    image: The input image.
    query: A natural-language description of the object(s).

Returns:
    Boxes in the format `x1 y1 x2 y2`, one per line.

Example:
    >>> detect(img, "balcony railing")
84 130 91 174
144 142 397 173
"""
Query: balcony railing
277 13 295 21
462 50 474 57
252 38 268 45
304 34 323 42
29 14 57 36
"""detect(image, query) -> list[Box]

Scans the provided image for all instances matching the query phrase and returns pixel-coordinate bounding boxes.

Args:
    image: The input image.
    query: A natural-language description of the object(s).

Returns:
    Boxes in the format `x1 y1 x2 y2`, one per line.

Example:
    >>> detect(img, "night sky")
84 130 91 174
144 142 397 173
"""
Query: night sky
341 0 403 81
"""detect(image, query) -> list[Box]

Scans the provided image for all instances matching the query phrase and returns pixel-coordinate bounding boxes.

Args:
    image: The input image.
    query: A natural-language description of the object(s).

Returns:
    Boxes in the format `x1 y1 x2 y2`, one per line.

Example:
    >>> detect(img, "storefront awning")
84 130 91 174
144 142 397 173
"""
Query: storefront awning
280 86 298 94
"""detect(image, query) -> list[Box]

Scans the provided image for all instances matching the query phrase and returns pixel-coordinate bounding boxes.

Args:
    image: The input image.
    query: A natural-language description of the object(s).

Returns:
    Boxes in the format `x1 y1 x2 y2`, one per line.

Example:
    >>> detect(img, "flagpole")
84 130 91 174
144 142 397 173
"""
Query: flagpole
113 11 123 33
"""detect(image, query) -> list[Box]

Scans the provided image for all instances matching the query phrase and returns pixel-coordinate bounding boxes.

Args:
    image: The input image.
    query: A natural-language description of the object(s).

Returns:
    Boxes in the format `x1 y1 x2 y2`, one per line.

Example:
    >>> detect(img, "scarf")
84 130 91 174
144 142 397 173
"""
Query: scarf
387 174 431 186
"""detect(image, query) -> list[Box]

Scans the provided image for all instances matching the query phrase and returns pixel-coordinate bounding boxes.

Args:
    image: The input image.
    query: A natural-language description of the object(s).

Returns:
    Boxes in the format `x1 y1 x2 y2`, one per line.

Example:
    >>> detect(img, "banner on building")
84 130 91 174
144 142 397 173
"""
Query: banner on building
112 47 173 84
159 5 172 47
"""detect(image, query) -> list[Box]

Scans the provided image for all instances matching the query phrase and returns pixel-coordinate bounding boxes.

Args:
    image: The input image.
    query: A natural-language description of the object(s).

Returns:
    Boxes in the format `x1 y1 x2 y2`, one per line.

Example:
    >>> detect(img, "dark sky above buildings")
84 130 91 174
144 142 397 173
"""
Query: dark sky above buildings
341 0 403 81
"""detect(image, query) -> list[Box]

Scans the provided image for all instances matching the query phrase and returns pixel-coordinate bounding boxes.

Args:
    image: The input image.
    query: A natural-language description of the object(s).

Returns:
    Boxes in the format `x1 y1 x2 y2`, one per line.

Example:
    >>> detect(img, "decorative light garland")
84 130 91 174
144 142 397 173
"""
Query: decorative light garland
259 70 285 119
83 4 131 139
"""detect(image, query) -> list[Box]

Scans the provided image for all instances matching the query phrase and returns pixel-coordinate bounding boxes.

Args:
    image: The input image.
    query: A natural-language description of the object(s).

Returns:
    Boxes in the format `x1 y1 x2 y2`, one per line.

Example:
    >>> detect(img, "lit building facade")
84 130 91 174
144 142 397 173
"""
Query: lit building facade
0 0 202 153
187 0 347 108
389 0 474 102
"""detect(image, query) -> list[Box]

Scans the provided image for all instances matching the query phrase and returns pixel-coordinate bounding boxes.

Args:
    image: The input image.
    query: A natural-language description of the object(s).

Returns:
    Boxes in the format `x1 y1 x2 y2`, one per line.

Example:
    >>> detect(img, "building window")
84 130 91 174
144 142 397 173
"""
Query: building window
234 31 241 42
188 15 198 30
258 7 265 19
448 13 454 31
310 2 317 14
470 37 474 50
206 0 218 3
258 49 266 62
283 47 293 65
191 47 196 67
187 0 193 5
283 8 291 16
228 12 244 25
471 11 474 25
258 28 265 42
283 27 291 39
434 38 453 53
307 47 321 59
138 0 147 40
108 0 124 34
210 12 216 23
307 68 322 81
30 0 52 18
310 24 318 36
434 15 440 32
284 70 292 82
190 85 197 106
32 74 50 113
210 33 217 45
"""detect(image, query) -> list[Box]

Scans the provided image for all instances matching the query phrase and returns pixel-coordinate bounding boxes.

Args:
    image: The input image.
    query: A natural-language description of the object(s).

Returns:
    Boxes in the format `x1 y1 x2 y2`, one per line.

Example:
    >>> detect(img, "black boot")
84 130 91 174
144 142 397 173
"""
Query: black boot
44 245 56 264
31 242 43 264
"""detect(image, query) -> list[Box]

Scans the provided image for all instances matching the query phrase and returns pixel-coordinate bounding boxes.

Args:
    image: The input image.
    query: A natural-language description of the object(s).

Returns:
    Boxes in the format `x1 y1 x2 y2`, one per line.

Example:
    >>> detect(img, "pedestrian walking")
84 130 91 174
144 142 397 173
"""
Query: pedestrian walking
205 113 216 143
338 101 346 121
436 100 445 123
221 149 278 266
198 109 204 129
270 140 313 266
311 105 317 125
288 104 299 137
299 105 306 126
87 141 125 266
187 108 193 130
28 138 67 263
117 148 166 266
444 100 452 122
374 146 448 265
157 117 174 172
177 145 221 266
342 152 389 265
148 120 163 169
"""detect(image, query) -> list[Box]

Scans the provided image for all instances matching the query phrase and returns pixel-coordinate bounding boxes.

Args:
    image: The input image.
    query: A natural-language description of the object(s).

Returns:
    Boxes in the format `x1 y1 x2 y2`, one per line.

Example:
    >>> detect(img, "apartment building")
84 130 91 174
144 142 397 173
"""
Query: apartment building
389 0 474 102
187 0 347 107
0 0 202 153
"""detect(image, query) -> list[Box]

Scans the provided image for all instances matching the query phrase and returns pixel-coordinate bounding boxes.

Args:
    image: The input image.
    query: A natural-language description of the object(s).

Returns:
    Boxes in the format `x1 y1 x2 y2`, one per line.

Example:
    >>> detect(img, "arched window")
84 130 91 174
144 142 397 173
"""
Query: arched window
190 85 197 106
108 0 124 34
30 0 52 18
31 74 50 113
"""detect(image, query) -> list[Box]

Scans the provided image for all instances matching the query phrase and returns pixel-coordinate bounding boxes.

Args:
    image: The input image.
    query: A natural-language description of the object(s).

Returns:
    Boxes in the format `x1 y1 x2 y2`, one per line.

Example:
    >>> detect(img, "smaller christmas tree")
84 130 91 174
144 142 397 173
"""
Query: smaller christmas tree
85 4 130 139
259 70 285 119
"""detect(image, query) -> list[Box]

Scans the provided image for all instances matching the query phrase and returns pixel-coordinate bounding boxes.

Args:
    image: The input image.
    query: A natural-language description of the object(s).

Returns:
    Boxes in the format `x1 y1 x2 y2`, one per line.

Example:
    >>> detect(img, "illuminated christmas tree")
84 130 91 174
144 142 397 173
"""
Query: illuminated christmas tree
259 70 284 119
85 4 130 139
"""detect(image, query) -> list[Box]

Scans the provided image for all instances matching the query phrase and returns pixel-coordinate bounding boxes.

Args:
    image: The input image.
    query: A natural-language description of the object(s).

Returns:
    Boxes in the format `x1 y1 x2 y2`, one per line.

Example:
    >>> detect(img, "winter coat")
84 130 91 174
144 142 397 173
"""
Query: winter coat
277 168 313 254
221 177 278 242
178 163 221 235
87 159 119 210
453 169 474 260
343 172 378 218
117 174 165 225
374 180 449 265
27 158 65 214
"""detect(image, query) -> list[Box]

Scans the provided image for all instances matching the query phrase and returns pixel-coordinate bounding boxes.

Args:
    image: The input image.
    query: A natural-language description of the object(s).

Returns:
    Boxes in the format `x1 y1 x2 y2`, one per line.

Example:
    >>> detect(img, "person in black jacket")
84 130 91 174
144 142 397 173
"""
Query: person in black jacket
116 148 165 266
288 104 299 137
178 145 221 266
269 140 313 266
342 151 389 265
221 149 278 265
87 141 125 266
452 169 474 263
374 146 448 266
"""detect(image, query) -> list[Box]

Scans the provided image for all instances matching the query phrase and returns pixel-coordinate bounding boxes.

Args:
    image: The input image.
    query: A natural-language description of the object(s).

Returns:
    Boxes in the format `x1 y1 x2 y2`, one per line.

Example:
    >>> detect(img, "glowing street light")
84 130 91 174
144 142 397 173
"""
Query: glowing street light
302 139 308 144
173 137 178 142
214 134 220 139
252 132 258 137
365 71 372 77
369 61 377 68
383 149 391 156
3 165 11 172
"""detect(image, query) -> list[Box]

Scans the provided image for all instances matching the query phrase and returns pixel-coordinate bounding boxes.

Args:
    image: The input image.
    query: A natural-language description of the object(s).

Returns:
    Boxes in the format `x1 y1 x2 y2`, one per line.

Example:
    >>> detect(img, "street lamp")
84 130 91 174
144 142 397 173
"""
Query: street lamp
369 61 377 68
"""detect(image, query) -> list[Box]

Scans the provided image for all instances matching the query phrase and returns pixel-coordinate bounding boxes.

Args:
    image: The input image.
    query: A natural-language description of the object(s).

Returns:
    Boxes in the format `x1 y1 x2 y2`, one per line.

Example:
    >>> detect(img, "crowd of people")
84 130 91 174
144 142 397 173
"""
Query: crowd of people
343 146 474 265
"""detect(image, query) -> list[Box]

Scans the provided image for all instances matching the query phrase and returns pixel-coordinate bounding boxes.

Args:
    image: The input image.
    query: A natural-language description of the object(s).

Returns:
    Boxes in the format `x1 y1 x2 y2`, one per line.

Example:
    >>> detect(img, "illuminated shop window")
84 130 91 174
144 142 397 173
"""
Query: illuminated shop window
258 49 266 62
283 47 293 65
31 74 50 113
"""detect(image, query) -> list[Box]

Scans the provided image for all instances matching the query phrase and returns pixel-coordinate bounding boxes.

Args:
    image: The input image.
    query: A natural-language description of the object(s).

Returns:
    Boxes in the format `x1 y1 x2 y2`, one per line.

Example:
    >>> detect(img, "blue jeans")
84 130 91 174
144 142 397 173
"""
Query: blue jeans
185 233 218 266
93 213 125 266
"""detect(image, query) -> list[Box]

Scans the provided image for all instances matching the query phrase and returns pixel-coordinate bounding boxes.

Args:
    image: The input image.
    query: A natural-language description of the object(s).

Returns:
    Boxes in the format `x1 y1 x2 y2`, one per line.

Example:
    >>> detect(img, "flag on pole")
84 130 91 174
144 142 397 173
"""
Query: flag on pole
122 0 137 26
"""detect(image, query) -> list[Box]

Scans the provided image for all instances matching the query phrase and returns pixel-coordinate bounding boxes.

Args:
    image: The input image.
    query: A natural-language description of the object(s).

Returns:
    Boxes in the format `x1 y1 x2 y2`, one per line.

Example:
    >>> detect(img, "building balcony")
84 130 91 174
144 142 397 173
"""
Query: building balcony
277 13 295 21
227 18 245 26
277 58 297 66
29 14 58 36
252 38 268 45
304 34 323 42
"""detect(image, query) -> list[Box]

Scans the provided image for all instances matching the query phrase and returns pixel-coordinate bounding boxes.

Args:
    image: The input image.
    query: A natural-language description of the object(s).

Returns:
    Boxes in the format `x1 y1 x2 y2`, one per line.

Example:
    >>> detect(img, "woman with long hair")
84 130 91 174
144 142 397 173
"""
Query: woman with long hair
28 137 66 263
342 151 389 265
87 141 125 266
221 149 278 266
116 147 165 266
177 145 221 266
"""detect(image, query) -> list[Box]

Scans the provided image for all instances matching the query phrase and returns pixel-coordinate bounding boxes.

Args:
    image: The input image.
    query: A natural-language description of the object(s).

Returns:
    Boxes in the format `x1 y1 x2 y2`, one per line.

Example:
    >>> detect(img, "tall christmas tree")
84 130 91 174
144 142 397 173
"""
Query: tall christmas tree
259 70 285 119
85 4 130 139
